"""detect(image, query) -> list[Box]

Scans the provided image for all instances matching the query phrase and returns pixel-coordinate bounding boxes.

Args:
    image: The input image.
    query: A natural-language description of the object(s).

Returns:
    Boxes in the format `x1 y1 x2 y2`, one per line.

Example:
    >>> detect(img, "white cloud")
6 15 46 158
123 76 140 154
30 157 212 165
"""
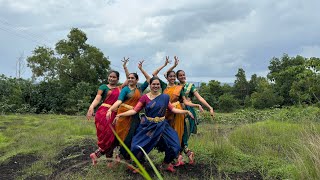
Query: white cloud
1 0 320 83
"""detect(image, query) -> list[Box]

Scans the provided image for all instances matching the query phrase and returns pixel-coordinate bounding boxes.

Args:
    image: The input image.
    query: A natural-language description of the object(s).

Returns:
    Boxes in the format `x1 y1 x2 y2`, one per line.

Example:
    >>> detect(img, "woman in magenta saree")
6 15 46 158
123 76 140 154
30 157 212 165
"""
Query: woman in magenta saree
114 77 194 172
86 70 126 166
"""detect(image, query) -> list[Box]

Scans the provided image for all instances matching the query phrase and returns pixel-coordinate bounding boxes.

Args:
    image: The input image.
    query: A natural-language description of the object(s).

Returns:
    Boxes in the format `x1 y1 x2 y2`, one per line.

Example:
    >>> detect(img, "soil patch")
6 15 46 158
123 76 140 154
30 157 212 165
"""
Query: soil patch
122 162 218 180
224 171 263 180
0 154 38 180
50 138 96 179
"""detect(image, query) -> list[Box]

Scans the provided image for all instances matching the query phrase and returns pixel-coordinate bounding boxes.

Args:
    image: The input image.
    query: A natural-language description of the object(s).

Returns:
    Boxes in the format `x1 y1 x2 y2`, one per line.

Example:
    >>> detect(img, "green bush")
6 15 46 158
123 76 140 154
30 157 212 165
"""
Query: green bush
218 93 240 112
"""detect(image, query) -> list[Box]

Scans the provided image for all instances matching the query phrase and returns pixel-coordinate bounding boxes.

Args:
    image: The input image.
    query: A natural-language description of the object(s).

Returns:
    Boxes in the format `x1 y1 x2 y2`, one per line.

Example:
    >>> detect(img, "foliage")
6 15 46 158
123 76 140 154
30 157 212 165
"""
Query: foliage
217 93 239 112
233 68 249 105
27 28 110 86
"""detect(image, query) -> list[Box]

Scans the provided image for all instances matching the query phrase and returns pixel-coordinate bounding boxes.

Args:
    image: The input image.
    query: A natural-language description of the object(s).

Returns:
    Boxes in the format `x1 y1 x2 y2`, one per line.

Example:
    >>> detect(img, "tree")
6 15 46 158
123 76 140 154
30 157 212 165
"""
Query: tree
250 77 283 109
27 28 110 86
233 68 249 105
267 54 306 105
218 93 239 112
26 28 111 114
248 74 258 95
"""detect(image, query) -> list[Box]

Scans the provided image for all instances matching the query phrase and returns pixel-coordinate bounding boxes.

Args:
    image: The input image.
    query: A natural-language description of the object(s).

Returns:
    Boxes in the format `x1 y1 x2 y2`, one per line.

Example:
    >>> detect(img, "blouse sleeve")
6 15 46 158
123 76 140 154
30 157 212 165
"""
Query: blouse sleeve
133 95 146 112
190 84 197 93
118 86 130 101
139 81 149 92
168 102 174 111
98 84 109 99
159 78 167 90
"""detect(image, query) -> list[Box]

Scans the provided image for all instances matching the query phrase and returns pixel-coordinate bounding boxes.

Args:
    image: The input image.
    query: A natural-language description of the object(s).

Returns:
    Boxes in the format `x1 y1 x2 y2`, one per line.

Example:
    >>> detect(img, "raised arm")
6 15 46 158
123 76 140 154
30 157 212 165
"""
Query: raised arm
138 60 151 83
182 96 204 112
122 57 130 78
86 90 103 120
152 56 170 77
120 79 129 89
164 56 179 78
194 91 214 117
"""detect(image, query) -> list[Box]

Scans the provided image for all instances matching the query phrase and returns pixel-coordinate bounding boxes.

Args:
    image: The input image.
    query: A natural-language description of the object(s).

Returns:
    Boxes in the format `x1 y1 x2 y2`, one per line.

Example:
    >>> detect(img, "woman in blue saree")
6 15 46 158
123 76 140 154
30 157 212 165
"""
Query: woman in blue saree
113 76 194 172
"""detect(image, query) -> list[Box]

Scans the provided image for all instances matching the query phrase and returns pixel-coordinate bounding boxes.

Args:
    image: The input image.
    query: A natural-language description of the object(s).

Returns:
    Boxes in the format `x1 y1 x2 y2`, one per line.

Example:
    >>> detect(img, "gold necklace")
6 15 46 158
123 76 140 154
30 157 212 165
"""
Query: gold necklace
150 92 160 99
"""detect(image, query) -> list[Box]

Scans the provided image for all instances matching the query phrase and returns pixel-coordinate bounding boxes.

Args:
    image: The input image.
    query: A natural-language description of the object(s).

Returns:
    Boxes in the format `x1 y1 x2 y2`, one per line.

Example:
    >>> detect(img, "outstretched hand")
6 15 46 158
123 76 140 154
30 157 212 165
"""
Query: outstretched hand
210 108 215 118
112 115 119 125
173 56 179 66
122 57 129 67
187 111 194 119
106 110 112 120
86 108 94 121
165 56 171 66
198 105 204 112
138 60 145 69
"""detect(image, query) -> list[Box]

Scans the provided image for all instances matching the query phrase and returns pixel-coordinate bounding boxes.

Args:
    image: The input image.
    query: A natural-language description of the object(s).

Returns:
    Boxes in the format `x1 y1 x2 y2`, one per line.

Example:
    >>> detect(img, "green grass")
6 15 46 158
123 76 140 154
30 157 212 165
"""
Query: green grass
1 106 320 179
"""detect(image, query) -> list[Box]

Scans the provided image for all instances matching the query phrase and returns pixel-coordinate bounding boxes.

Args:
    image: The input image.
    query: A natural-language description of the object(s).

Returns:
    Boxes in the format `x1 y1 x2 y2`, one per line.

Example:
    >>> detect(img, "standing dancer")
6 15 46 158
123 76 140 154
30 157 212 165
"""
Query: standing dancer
152 56 203 166
113 77 194 172
173 63 215 165
107 59 151 162
86 59 128 166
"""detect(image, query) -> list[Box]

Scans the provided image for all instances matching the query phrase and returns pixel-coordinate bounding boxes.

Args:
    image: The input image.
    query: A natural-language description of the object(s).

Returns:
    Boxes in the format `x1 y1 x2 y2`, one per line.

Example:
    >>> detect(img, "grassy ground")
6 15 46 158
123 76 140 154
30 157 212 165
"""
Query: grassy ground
1 106 320 179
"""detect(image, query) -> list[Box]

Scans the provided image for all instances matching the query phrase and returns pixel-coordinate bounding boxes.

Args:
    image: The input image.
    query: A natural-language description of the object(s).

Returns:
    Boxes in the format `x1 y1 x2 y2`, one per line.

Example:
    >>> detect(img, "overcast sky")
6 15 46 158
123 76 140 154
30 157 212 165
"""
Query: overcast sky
1 0 320 83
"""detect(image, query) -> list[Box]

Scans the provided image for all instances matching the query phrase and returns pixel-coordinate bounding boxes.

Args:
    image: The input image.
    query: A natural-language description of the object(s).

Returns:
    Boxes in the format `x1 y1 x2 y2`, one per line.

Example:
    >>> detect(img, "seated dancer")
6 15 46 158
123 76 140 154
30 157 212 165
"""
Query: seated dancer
172 62 215 165
107 59 151 162
113 77 194 172
86 60 128 167
152 56 204 166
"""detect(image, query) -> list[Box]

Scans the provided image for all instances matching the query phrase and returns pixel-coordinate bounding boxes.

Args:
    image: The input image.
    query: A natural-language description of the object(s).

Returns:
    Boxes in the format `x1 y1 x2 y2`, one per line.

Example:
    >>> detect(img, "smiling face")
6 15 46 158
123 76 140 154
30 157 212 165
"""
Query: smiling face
167 71 176 85
150 79 161 93
177 70 186 83
108 71 119 85
128 73 138 86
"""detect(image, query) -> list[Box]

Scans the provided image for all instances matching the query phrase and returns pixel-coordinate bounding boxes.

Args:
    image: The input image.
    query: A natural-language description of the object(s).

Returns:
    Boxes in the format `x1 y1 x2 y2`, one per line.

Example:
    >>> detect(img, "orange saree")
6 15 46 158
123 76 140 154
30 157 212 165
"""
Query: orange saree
115 88 142 142
163 85 185 143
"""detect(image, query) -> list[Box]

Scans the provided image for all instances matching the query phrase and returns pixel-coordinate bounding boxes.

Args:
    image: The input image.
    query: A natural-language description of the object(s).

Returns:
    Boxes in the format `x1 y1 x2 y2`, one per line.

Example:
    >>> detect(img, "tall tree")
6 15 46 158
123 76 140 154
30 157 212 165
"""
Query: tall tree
267 54 306 105
27 28 110 86
248 74 258 95
233 68 249 105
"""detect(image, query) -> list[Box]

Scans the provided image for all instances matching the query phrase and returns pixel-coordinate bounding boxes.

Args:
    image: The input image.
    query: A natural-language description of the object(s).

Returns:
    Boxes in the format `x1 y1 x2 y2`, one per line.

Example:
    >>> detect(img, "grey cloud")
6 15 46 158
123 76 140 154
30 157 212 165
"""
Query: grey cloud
153 1 252 42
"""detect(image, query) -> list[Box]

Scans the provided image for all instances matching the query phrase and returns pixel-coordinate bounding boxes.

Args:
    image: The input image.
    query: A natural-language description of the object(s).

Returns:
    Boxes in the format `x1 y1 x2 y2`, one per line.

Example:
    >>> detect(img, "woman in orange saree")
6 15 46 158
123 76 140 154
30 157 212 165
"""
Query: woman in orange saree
107 60 151 161
152 56 203 166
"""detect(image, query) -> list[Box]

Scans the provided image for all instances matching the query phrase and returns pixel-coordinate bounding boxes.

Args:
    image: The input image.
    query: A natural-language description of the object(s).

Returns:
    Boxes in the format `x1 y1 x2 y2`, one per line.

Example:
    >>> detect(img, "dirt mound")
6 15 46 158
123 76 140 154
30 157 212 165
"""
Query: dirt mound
0 154 38 180
50 138 96 179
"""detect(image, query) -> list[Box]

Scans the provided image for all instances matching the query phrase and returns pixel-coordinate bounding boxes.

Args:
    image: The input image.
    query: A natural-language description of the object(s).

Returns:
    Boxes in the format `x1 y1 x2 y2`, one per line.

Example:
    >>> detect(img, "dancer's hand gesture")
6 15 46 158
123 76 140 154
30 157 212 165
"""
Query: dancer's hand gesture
112 115 119 125
138 60 145 70
209 108 215 118
86 107 94 121
164 56 171 66
122 57 129 67
173 56 179 67
106 110 112 120
198 105 204 112
187 111 194 119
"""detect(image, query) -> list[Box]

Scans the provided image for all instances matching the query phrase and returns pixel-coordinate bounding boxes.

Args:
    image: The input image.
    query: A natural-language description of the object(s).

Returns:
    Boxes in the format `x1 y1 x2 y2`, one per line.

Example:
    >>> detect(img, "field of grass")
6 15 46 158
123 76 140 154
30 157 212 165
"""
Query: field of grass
1 106 320 179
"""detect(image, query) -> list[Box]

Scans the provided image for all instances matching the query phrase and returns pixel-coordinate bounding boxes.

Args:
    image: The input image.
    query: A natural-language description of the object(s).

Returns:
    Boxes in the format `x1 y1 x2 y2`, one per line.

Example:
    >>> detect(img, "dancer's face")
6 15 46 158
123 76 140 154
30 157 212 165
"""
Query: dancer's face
108 72 119 85
167 72 176 84
128 74 138 86
177 70 186 83
150 79 160 93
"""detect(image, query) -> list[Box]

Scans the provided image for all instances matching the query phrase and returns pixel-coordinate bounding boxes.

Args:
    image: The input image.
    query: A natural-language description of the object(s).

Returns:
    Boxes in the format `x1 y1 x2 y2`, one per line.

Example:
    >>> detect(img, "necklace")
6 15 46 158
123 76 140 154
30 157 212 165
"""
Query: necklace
149 92 160 99
108 84 117 89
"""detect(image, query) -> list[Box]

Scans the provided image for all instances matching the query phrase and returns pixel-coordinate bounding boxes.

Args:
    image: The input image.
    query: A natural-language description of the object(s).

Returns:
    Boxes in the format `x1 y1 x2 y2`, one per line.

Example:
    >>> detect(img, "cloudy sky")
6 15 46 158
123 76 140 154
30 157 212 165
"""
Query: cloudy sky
1 0 320 83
